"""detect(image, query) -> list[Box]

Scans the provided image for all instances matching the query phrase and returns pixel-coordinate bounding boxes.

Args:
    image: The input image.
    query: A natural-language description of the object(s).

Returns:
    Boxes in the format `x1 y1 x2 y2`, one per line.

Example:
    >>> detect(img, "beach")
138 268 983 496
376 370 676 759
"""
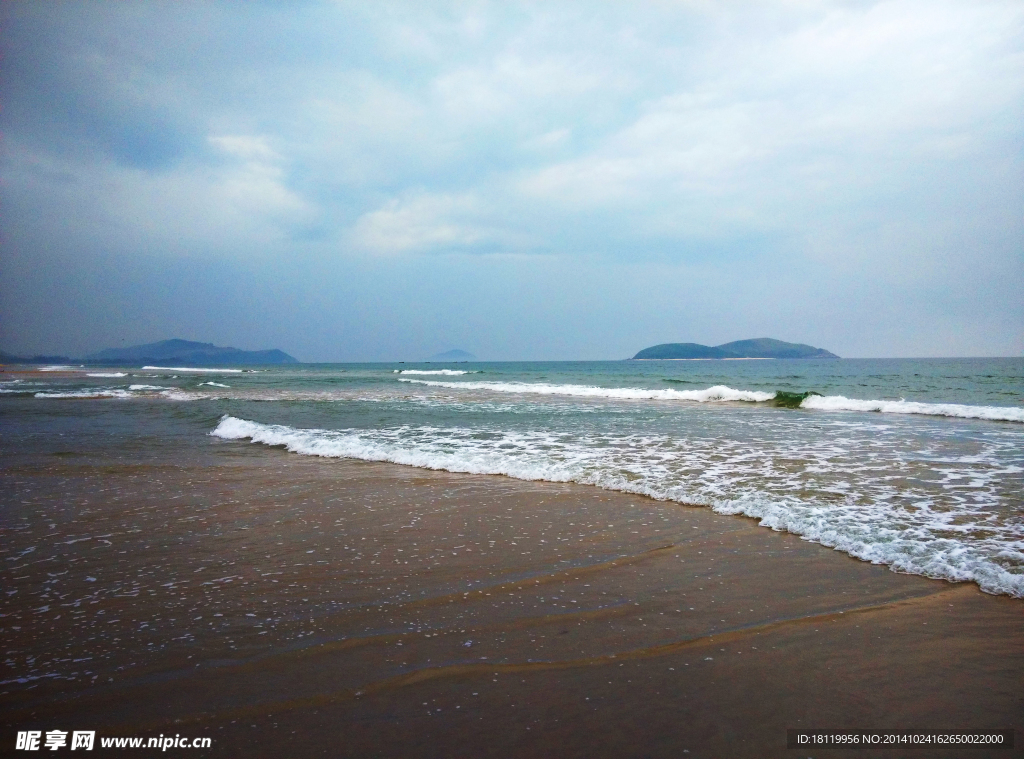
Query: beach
3 430 1021 757
7 1 1024 753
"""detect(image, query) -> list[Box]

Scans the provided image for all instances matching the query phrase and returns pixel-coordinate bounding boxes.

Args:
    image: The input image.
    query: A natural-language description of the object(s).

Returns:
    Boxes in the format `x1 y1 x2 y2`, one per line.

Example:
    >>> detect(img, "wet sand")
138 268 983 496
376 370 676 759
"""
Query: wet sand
2 440 1022 757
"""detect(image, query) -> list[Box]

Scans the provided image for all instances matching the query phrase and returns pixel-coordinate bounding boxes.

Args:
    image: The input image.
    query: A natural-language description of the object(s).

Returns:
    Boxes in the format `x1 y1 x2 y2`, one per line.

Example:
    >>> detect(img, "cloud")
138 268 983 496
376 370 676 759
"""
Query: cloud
350 193 505 254
4 131 316 262
205 135 313 227
1 0 1021 358
518 0 1024 224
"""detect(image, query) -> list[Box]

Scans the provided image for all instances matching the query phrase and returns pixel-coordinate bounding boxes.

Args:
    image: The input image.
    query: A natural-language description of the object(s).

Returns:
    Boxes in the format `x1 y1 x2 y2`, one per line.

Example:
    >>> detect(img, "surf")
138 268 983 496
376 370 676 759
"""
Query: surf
211 415 1024 599
398 379 775 403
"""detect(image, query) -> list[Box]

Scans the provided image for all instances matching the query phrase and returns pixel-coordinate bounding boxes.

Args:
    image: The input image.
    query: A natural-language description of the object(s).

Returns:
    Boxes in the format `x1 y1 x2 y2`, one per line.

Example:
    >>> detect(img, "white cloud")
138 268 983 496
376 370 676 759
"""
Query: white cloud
4 0 1022 356
513 0 1024 233
433 52 612 121
208 134 280 161
350 193 493 254
206 134 312 224
5 133 318 259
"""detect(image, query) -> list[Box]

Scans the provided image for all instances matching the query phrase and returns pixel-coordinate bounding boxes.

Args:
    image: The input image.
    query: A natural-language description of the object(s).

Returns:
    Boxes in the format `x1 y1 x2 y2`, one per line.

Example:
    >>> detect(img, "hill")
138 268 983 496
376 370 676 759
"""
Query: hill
633 338 838 360
630 343 735 360
714 338 838 359
85 339 298 366
0 350 73 364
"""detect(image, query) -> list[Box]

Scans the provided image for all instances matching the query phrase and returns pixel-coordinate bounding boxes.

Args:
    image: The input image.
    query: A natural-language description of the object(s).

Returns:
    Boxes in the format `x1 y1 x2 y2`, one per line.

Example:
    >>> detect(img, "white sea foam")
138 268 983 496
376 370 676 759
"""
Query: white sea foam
802 394 1024 423
200 381 231 387
212 416 1024 598
399 369 477 375
160 389 206 401
0 379 35 394
141 366 245 373
38 365 77 372
33 385 184 399
398 379 775 402
399 378 1023 422
35 390 134 399
87 372 127 377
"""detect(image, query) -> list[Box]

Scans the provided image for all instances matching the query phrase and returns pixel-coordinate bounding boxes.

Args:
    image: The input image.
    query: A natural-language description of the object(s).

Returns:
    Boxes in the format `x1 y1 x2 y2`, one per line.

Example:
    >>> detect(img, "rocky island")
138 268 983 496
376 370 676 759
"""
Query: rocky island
632 337 838 360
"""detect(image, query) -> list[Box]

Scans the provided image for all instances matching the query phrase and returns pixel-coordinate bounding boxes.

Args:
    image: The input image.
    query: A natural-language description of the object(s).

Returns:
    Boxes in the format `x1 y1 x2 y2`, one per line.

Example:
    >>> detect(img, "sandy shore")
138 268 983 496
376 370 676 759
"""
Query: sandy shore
2 443 1021 757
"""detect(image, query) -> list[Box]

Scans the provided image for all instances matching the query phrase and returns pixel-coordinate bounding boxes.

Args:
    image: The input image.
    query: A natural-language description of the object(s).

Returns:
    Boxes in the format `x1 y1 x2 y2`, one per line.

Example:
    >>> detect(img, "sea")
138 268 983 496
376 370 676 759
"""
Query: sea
2 357 1022 598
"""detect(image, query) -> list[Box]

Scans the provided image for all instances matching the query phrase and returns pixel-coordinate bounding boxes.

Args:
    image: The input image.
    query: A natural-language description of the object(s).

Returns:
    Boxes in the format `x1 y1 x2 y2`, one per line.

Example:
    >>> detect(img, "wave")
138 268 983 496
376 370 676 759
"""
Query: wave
141 366 245 373
801 395 1024 423
398 369 477 376
398 379 775 403
35 390 134 399
87 372 127 378
160 390 205 401
0 380 36 395
397 378 1022 421
32 385 193 400
38 365 78 372
200 381 231 388
210 416 1024 598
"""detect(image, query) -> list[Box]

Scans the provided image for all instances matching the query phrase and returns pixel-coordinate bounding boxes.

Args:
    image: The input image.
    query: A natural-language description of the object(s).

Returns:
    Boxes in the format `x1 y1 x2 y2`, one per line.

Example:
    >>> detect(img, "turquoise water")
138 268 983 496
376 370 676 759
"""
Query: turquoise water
3 358 1023 596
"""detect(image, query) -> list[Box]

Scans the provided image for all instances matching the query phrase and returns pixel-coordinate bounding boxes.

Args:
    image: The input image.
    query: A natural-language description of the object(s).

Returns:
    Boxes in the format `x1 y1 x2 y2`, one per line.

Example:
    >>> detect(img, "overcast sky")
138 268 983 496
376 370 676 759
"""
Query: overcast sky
2 0 1021 360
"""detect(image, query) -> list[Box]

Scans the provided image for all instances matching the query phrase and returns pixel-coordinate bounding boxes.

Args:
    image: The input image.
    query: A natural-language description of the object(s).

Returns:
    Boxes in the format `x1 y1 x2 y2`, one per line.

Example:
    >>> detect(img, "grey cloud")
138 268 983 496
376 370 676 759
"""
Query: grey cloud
1 0 1021 359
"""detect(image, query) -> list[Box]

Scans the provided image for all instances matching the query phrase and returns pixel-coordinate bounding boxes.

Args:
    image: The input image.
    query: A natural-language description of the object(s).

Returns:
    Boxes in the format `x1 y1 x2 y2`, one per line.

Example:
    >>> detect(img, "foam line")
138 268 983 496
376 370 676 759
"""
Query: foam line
398 369 476 376
211 416 1024 598
142 366 245 373
35 390 134 399
398 379 775 403
801 395 1024 423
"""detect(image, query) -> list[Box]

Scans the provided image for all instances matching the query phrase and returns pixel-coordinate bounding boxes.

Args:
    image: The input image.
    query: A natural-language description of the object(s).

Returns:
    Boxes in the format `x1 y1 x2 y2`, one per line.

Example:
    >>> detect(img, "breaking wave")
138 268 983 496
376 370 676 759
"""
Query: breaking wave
211 416 1024 597
802 395 1024 423
398 379 774 402
35 390 135 399
141 366 245 373
398 378 1023 421
397 369 478 375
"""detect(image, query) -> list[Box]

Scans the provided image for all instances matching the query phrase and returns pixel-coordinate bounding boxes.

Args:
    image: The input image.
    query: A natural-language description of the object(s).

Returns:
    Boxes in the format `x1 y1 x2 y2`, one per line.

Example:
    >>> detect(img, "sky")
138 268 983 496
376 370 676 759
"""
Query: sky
1 0 1022 361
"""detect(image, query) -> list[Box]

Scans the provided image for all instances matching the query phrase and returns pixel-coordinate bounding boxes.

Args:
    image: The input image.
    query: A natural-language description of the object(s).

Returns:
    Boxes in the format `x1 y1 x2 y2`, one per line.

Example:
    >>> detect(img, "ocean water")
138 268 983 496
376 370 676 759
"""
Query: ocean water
3 358 1022 597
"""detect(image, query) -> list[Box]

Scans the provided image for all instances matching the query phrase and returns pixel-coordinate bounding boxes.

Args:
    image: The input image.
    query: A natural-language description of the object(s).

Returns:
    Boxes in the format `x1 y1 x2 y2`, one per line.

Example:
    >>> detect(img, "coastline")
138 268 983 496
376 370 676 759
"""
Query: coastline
3 440 1021 757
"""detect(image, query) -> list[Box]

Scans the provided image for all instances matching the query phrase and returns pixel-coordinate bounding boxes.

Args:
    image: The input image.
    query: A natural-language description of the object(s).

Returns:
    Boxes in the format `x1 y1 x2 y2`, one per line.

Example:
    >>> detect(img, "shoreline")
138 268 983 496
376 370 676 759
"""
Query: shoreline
3 443 1021 757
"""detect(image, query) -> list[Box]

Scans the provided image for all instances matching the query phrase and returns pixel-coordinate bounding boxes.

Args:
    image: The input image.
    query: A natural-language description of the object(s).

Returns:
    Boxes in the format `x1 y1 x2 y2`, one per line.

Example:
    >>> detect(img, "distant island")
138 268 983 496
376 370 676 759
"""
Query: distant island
0 350 74 364
88 339 298 366
1 339 298 366
632 338 839 360
427 349 477 361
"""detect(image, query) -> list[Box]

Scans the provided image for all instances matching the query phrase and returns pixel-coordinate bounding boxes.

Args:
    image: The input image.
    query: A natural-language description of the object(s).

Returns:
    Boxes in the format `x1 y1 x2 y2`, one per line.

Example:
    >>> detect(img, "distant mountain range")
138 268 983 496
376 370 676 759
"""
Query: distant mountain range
2 338 836 365
0 350 73 364
1 339 298 366
88 339 298 366
632 338 839 360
